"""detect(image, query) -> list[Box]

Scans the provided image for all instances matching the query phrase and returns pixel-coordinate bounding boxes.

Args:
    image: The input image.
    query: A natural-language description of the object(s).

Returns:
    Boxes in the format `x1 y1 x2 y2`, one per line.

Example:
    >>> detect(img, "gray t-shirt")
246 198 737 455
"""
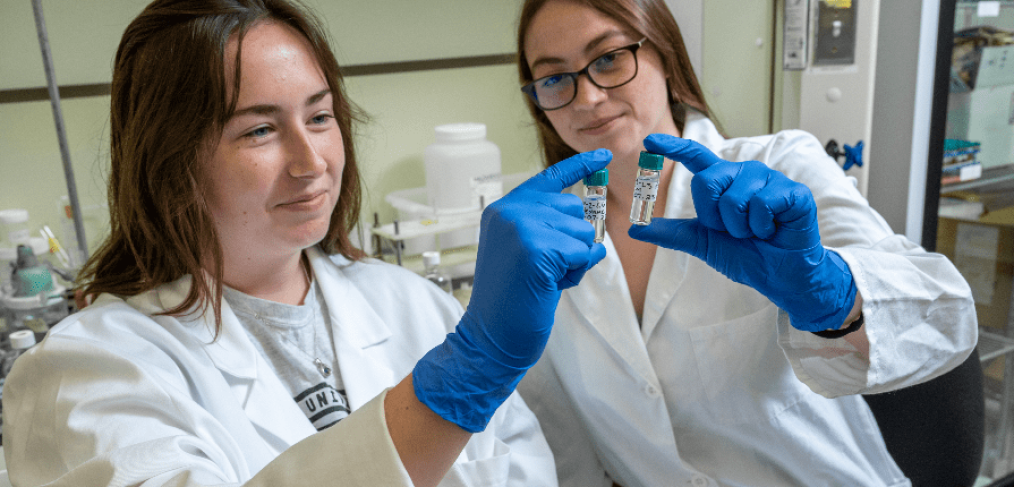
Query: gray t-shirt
223 278 350 431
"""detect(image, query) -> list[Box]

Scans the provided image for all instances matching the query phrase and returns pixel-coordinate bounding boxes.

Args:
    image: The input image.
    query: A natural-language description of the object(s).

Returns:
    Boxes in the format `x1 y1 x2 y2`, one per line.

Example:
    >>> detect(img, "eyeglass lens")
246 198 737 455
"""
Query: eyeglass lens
530 48 638 110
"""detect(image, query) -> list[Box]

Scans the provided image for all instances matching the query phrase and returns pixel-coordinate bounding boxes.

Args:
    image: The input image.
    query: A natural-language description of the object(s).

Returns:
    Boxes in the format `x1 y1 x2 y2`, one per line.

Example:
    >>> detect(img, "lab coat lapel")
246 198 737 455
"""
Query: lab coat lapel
307 248 396 411
640 164 695 340
564 232 660 384
156 276 318 451
640 113 725 339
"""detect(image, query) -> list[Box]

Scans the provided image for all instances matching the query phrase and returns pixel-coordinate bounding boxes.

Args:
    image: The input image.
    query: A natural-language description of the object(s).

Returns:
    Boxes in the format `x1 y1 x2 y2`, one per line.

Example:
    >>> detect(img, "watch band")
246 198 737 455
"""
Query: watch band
811 313 864 339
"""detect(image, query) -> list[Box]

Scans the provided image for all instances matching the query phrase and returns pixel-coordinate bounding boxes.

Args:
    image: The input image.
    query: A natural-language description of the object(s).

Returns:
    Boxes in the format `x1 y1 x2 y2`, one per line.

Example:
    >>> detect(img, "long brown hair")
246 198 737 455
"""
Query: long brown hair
517 0 714 167
78 0 365 335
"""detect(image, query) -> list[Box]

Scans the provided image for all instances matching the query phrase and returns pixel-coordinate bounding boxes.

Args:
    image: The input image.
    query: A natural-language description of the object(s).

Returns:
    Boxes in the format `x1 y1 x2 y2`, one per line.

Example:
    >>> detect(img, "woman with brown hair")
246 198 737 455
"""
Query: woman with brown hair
513 0 977 485
1 1 610 485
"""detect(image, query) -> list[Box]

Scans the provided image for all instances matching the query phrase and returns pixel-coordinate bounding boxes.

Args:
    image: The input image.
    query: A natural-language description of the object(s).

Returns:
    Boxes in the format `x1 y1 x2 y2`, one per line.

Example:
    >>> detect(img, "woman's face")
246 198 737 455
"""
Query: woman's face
205 21 343 266
524 0 678 163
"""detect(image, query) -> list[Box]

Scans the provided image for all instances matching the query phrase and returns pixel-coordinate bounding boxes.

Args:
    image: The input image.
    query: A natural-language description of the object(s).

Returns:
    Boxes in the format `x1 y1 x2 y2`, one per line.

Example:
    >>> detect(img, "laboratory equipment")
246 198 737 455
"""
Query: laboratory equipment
629 151 663 225
422 251 453 294
385 188 437 255
9 245 53 298
1 245 68 335
423 123 502 249
0 328 38 446
583 169 608 243
0 210 31 248
1 330 36 379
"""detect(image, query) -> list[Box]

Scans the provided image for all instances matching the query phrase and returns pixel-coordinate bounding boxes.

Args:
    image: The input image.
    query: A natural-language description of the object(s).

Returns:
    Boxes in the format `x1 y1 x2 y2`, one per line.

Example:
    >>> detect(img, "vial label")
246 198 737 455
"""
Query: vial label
633 176 659 202
584 195 607 221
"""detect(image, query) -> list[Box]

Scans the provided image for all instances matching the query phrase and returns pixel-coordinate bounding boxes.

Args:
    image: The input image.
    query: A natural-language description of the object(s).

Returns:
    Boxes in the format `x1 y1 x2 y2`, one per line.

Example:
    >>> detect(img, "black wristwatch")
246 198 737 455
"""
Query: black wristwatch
811 313 864 339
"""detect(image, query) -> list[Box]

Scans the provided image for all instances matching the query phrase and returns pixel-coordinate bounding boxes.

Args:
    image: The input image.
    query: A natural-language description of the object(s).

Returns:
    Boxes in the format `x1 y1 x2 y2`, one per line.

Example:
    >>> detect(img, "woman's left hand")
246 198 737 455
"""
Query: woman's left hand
628 133 857 333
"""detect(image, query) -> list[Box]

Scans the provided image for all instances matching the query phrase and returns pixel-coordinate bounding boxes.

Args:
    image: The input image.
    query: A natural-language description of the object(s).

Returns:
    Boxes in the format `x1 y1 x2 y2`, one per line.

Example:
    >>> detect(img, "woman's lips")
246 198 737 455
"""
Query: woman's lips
580 115 621 135
279 191 327 211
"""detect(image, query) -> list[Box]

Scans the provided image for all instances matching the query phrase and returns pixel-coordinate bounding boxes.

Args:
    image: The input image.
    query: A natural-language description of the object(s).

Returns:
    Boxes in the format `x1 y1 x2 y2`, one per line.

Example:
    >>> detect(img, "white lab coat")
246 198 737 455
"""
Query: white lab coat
3 247 557 487
517 113 978 487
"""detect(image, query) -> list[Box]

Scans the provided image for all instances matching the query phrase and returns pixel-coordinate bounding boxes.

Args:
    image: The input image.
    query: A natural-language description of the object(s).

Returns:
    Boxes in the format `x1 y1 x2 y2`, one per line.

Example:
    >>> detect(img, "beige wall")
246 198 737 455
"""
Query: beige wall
0 0 778 257
702 0 777 137
0 0 536 256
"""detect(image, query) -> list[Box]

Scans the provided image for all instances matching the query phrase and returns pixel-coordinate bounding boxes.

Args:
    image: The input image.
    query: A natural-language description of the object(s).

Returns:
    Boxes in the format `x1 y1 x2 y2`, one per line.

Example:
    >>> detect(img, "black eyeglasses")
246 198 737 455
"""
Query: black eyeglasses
522 38 646 111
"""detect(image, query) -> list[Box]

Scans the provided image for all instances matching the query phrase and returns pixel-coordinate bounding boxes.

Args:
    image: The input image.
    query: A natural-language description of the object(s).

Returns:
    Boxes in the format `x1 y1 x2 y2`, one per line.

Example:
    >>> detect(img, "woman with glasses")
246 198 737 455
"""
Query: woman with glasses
1 1 610 486
514 0 977 486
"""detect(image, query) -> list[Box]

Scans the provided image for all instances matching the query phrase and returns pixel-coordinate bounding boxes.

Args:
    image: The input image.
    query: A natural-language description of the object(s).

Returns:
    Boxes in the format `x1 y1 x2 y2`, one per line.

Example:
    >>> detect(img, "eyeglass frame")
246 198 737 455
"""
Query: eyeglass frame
521 38 647 111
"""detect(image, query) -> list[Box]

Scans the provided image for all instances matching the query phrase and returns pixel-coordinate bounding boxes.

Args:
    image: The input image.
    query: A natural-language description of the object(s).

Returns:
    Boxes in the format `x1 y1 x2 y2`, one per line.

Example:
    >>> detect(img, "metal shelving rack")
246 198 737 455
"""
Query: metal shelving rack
28 0 88 262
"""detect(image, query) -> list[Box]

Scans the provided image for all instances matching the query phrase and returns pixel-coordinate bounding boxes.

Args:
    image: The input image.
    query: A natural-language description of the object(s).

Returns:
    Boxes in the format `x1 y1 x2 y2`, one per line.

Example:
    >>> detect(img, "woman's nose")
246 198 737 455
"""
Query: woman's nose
571 74 608 108
287 129 327 178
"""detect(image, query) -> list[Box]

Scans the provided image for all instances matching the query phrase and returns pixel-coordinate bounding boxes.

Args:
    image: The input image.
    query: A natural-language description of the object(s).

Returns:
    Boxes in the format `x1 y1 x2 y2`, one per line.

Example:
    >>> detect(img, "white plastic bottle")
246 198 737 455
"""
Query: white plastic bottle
424 123 503 213
0 329 36 440
1 330 36 379
422 251 453 294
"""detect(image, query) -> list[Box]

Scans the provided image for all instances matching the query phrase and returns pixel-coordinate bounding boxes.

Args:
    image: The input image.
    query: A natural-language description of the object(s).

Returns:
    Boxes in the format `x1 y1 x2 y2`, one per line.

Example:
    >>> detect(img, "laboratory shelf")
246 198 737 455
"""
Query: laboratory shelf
980 329 1014 362
388 244 479 276
370 211 481 242
942 165 1014 194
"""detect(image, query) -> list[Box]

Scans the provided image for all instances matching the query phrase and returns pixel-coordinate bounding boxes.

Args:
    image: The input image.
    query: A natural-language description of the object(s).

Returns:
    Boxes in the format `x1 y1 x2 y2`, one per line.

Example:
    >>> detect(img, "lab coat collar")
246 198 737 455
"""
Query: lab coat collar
151 274 261 380
306 247 396 410
153 274 318 450
563 233 661 385
638 112 725 338
563 113 722 362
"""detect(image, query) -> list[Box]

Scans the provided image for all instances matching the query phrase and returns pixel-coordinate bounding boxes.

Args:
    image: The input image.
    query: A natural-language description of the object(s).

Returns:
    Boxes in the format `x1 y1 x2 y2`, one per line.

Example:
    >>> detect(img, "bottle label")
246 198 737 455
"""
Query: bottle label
471 174 504 208
584 195 606 221
633 176 659 202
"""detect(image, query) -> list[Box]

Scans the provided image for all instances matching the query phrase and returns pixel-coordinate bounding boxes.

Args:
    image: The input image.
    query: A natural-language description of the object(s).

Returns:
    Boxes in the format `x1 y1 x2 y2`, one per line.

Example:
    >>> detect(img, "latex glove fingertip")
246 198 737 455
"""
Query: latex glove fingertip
643 133 686 153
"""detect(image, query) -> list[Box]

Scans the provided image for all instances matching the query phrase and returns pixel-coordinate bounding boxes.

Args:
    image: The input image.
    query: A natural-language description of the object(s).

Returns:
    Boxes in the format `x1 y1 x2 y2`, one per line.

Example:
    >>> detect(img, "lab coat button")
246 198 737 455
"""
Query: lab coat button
644 384 659 397
690 475 708 486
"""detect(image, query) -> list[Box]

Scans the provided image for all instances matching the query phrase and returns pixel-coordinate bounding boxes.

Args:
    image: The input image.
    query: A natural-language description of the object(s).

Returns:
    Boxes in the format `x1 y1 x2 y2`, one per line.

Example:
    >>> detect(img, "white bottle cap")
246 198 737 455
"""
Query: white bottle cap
422 250 441 268
434 123 486 142
0 209 29 224
10 329 37 350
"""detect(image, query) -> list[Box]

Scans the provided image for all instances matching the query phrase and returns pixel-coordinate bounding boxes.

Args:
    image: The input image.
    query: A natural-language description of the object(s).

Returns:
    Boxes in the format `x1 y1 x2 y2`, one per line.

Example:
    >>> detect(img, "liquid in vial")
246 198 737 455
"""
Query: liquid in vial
630 151 664 225
583 169 609 243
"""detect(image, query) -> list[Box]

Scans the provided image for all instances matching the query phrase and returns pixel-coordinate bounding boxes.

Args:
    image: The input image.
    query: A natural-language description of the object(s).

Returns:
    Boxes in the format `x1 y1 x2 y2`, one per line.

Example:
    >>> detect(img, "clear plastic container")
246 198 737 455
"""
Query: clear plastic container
386 172 531 255
1 284 68 335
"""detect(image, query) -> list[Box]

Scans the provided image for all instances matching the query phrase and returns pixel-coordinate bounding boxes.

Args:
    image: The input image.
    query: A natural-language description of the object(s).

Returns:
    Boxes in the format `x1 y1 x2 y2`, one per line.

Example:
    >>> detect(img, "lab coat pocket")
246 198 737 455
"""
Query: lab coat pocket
688 304 811 426
438 437 510 487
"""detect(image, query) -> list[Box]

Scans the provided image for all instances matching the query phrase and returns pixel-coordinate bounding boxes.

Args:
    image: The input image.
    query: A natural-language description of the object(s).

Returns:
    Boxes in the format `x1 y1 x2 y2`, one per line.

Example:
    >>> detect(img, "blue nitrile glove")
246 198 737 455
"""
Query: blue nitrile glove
413 149 611 432
628 134 857 333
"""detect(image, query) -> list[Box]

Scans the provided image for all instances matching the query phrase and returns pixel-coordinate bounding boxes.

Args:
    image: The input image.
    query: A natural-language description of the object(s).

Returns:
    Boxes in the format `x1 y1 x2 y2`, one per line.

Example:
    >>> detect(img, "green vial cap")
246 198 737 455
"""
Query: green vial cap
583 168 609 187
638 151 664 170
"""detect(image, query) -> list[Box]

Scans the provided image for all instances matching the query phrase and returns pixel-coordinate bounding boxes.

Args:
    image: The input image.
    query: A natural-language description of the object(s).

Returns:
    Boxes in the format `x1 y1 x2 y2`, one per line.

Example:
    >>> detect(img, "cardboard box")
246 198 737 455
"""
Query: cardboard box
937 213 1014 332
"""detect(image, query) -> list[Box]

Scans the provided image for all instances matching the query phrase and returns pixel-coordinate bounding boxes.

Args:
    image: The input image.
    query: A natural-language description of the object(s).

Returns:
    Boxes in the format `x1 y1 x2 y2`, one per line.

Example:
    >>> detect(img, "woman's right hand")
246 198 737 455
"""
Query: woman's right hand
413 149 611 433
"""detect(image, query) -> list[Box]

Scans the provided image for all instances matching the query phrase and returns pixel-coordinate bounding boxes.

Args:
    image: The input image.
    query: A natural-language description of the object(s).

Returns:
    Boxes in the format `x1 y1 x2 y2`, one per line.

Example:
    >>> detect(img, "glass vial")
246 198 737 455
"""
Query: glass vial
583 169 609 243
422 251 453 294
629 151 664 225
